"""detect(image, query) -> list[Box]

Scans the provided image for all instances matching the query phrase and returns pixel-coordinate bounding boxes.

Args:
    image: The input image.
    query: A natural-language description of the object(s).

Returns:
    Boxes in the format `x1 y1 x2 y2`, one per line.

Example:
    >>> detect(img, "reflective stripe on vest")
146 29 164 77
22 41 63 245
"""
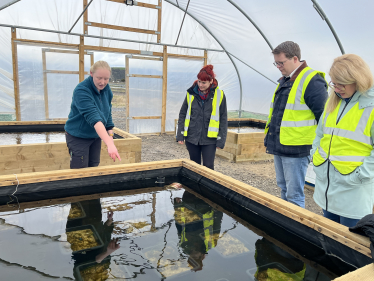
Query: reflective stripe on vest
183 87 224 138
265 67 326 145
313 100 374 174
179 207 188 244
203 210 215 252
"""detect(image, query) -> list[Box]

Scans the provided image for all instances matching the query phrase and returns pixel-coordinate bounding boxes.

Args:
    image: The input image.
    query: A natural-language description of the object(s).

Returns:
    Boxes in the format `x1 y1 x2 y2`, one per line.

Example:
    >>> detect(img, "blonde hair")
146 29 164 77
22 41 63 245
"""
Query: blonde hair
326 54 373 113
90 60 111 74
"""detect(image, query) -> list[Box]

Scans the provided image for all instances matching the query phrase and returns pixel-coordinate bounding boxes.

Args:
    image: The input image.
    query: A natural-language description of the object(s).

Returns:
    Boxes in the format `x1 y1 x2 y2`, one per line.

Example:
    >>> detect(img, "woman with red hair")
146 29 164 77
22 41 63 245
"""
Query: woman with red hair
176 65 227 170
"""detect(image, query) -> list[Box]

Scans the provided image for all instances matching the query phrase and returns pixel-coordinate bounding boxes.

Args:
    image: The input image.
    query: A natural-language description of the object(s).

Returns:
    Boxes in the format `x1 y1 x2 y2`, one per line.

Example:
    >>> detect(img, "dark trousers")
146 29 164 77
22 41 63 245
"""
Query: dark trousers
185 141 217 170
65 132 101 169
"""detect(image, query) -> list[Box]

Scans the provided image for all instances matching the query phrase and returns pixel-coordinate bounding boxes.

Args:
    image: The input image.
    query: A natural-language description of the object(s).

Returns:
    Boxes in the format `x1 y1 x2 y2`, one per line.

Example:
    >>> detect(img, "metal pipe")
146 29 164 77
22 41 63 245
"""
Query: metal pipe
175 0 190 45
68 0 94 33
0 23 224 53
0 0 20 11
311 0 345 54
226 0 273 50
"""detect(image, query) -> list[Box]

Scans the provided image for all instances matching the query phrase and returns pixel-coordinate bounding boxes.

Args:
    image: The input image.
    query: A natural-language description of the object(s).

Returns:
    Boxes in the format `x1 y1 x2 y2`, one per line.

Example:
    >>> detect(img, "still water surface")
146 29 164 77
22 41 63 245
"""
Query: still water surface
0 186 353 280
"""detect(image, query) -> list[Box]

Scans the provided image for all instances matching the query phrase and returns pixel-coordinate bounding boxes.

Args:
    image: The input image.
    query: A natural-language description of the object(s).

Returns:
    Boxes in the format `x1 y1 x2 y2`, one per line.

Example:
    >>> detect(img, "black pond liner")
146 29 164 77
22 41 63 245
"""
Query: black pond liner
0 166 372 273
227 119 266 129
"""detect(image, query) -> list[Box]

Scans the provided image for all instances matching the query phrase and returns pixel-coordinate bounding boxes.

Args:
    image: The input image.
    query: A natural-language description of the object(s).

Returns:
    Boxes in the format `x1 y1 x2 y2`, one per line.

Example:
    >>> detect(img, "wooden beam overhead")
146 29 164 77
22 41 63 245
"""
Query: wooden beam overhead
14 38 79 48
129 56 162 61
11 28 21 121
83 0 88 35
44 70 89 75
42 51 49 120
84 45 163 57
86 21 158 35
125 56 130 132
79 35 85 82
128 74 162 79
204 50 208 66
131 116 161 120
106 0 159 9
157 0 162 43
168 53 204 60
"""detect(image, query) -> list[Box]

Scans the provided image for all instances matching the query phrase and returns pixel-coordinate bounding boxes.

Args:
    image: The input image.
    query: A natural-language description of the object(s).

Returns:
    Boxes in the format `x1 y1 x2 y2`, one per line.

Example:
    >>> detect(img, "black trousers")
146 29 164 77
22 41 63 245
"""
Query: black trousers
65 132 101 169
185 141 217 170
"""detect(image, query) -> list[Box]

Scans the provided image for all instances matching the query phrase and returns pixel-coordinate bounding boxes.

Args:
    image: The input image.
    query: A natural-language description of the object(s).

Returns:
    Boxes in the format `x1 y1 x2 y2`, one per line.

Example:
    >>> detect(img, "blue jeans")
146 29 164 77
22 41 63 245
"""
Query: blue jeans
273 155 309 208
323 209 360 228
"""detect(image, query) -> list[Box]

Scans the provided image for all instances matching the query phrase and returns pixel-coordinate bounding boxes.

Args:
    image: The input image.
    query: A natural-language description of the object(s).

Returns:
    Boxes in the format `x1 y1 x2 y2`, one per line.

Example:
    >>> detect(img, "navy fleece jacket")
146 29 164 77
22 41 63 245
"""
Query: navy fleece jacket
65 76 114 139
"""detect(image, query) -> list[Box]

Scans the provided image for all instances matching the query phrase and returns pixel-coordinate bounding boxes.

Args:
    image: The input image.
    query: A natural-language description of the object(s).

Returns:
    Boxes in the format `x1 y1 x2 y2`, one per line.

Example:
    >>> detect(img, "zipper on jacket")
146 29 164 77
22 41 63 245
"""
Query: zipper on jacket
324 97 351 211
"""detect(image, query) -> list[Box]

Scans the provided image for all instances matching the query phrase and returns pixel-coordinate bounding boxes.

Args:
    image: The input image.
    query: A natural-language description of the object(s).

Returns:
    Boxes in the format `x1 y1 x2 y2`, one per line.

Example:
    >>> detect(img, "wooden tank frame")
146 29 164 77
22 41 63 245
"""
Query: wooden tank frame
0 159 372 279
0 121 141 175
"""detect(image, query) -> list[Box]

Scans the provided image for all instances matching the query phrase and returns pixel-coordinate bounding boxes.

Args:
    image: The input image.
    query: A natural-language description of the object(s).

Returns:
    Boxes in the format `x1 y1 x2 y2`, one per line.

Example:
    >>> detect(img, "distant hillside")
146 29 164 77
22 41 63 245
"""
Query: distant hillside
111 67 126 82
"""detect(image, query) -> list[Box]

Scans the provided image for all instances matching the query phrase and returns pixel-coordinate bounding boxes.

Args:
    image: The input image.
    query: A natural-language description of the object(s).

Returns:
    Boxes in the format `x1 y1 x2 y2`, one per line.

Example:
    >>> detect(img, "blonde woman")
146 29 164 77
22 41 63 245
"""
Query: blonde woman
311 54 374 227
65 60 121 168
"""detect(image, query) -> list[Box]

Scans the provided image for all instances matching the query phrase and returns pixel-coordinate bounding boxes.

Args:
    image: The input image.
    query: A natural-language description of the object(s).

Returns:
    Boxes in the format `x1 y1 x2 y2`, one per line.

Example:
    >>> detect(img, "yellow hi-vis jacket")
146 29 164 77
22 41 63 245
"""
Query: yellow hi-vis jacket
313 100 374 174
203 210 217 252
184 87 224 138
265 67 326 145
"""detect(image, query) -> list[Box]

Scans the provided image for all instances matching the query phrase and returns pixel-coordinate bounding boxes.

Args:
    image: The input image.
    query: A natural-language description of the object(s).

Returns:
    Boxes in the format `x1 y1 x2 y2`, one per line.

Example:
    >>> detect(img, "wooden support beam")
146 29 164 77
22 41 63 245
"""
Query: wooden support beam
43 49 79 54
84 45 163 57
83 0 88 35
14 38 79 48
130 56 162 61
128 74 162 79
132 116 161 120
44 70 89 75
168 53 205 60
125 56 130 132
157 0 162 43
90 53 94 67
79 35 85 82
106 0 159 9
204 50 208 66
161 45 167 134
11 28 21 121
87 21 157 35
42 51 49 120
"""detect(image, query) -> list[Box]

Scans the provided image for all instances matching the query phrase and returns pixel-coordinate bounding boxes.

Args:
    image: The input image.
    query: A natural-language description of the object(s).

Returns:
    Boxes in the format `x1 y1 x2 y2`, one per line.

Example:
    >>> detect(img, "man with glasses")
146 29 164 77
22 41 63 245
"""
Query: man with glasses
264 41 328 208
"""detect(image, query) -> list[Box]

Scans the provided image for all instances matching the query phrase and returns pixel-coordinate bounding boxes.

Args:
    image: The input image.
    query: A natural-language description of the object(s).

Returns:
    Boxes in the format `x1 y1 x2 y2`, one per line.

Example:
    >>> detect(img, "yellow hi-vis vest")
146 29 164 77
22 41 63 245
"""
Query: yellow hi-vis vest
203 210 217 252
313 100 374 174
183 87 224 138
264 67 326 145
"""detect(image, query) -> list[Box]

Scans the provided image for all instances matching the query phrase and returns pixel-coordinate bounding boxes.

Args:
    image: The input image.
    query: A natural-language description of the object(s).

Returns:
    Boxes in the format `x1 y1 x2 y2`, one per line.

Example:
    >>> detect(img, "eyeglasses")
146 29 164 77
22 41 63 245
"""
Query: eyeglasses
328 81 345 90
273 60 289 67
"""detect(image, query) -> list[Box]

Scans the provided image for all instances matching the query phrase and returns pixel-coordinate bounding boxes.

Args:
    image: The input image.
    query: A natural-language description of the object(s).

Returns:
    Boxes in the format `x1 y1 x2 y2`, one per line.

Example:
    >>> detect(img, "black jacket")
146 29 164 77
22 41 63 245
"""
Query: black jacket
264 61 328 157
176 81 228 149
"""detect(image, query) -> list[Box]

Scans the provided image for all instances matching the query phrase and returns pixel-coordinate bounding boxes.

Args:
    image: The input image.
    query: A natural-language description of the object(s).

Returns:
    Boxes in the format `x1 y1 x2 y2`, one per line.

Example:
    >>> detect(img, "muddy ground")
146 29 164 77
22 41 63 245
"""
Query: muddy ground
111 89 322 215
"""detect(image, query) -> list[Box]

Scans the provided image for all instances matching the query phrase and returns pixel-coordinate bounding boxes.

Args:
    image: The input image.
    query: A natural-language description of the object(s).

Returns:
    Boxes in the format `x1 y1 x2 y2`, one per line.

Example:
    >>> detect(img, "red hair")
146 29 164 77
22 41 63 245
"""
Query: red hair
197 64 215 81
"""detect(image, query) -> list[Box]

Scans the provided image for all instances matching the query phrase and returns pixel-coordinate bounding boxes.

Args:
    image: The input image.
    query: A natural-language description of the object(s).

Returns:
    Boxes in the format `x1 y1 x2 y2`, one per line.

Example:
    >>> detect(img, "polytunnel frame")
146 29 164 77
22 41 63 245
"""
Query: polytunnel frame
0 0 345 121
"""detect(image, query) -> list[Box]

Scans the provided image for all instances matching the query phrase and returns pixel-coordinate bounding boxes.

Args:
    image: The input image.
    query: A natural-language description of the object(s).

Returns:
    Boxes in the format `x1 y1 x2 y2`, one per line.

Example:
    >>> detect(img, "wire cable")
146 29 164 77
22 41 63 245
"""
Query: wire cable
7 174 20 210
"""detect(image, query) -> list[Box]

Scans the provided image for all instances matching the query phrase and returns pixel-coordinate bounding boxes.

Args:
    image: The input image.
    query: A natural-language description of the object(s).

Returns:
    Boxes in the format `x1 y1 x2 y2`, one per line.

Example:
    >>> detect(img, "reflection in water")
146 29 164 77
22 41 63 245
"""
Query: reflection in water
0 187 352 280
0 132 66 145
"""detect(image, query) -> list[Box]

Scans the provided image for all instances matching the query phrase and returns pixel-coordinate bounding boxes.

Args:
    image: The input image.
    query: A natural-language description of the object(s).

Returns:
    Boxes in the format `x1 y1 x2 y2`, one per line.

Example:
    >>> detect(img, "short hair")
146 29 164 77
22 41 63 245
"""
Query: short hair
272 41 301 61
326 54 374 113
90 60 111 74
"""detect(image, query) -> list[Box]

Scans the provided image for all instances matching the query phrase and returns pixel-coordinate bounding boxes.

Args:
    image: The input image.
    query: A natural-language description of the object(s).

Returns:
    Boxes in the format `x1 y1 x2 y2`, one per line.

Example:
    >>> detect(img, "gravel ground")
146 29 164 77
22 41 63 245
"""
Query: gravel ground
111 89 322 216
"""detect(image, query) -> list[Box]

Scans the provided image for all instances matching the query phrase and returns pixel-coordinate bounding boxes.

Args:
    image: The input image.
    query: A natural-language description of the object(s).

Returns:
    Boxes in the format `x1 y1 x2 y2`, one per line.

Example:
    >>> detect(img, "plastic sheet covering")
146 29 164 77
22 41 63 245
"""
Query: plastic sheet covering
0 27 14 115
166 58 203 132
128 58 162 134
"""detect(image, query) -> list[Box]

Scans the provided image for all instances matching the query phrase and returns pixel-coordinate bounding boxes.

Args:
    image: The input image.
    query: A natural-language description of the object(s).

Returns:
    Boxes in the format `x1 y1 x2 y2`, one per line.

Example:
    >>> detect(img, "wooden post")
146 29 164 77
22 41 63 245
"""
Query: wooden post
161 46 168 134
79 36 85 82
125 56 130 132
150 193 156 232
157 0 162 43
11 28 21 121
204 50 208 66
90 53 94 67
42 50 49 120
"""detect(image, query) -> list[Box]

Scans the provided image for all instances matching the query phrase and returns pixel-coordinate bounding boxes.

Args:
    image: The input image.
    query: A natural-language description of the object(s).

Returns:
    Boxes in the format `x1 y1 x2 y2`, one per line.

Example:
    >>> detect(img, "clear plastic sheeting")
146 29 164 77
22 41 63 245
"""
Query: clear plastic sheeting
1 0 374 125
166 58 203 132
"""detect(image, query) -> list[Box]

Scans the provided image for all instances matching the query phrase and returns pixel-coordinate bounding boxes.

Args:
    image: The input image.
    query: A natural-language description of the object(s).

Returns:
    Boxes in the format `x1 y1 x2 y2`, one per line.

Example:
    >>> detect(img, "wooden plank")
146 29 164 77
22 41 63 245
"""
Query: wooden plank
14 38 79 48
130 56 162 61
157 0 162 43
11 28 21 121
84 45 163 57
45 70 88 75
129 74 162 79
87 21 157 35
334 264 374 280
226 131 238 144
132 116 161 120
240 143 266 154
0 159 184 187
112 127 139 139
235 153 273 162
79 35 85 82
106 0 159 9
125 56 130 132
42 50 49 120
90 53 94 67
182 159 372 257
0 120 66 126
215 149 234 161
168 53 204 60
204 50 207 66
44 49 79 54
161 45 167 134
237 132 265 144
